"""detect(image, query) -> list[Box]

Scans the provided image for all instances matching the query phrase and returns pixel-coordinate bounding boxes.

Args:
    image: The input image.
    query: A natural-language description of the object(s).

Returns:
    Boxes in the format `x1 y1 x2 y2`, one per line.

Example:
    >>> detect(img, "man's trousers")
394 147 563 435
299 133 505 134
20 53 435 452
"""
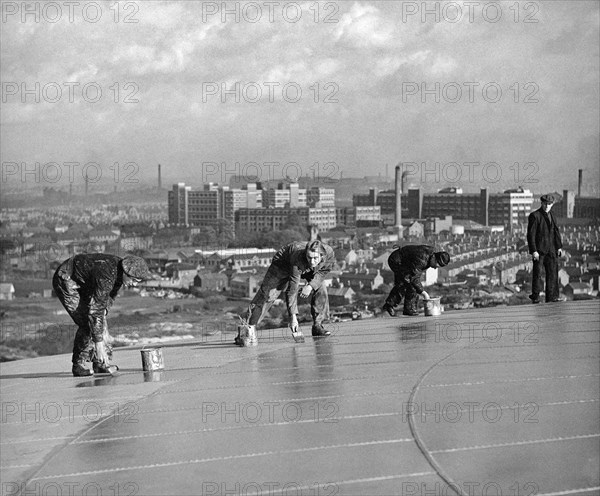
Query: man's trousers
52 267 112 365
531 253 559 302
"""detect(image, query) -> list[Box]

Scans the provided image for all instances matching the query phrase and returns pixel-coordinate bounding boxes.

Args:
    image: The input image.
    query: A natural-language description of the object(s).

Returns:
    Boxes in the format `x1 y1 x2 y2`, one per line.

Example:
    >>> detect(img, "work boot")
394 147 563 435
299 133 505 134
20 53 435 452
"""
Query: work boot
402 301 419 316
236 324 258 347
382 303 396 317
93 362 119 375
312 323 331 337
72 362 93 377
403 297 420 316
529 294 540 304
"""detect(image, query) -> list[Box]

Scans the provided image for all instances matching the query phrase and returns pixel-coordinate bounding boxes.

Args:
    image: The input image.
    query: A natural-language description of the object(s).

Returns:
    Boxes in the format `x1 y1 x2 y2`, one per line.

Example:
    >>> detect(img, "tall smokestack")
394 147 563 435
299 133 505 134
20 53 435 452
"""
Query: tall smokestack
578 169 582 196
395 164 402 235
401 171 410 194
158 164 162 189
85 173 88 196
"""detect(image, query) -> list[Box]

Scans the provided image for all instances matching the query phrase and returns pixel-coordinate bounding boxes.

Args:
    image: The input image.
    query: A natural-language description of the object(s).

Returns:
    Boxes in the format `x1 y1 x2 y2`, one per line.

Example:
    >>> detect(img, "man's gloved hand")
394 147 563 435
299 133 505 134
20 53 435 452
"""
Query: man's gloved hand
421 291 430 300
557 249 563 257
300 285 313 298
289 314 299 331
532 251 540 261
94 341 110 365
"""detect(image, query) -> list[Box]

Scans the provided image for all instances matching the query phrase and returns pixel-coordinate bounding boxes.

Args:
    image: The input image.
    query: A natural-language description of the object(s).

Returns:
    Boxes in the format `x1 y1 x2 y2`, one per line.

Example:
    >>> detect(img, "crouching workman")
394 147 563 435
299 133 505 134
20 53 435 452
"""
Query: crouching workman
382 245 451 316
236 240 335 346
53 254 154 376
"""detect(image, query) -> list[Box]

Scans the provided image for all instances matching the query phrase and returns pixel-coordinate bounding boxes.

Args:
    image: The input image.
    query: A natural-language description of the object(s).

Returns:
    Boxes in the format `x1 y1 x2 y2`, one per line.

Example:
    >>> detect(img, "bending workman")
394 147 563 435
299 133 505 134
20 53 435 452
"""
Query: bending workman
53 253 154 376
382 245 451 317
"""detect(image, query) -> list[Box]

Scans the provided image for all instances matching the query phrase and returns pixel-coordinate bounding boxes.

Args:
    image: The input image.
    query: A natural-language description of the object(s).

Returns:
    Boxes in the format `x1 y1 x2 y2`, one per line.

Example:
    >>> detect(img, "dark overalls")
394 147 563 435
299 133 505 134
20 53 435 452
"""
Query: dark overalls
385 245 437 314
52 254 122 365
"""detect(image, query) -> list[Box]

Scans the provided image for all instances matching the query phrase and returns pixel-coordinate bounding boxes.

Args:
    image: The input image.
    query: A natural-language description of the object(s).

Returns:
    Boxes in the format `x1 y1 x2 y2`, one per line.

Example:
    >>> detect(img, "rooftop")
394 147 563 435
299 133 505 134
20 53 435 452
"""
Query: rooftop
1 301 598 495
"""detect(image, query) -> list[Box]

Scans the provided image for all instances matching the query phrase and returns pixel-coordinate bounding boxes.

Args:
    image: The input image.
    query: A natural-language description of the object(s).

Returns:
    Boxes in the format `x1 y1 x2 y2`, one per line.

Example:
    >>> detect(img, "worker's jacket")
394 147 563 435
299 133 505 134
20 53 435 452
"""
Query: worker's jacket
271 241 335 315
54 254 124 342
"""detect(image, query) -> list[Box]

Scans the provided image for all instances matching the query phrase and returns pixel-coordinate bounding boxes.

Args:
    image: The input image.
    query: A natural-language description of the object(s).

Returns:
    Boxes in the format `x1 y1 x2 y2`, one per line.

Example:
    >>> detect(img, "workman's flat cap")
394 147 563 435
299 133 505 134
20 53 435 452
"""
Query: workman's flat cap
434 251 451 267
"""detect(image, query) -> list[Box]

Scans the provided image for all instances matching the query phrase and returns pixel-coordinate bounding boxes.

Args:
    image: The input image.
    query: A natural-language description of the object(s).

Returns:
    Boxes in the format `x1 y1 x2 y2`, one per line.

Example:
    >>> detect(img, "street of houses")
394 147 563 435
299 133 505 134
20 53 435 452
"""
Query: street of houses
1 207 598 308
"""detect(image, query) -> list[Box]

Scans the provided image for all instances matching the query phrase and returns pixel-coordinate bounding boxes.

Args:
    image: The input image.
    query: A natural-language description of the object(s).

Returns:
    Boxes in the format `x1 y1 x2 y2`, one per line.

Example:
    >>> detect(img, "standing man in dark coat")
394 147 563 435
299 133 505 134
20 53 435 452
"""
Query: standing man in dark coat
236 240 335 346
527 194 563 303
382 245 451 316
53 254 154 376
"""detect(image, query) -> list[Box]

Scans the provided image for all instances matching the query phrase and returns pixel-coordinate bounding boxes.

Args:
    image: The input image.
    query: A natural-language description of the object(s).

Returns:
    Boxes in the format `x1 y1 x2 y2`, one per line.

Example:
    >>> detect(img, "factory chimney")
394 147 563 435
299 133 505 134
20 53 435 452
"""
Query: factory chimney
158 164 162 190
578 169 582 196
395 164 403 236
401 170 410 194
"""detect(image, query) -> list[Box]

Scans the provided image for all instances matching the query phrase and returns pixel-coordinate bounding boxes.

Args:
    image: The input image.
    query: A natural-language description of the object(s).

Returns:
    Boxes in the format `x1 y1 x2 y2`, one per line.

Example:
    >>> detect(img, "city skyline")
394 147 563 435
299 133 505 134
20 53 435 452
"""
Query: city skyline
1 171 597 200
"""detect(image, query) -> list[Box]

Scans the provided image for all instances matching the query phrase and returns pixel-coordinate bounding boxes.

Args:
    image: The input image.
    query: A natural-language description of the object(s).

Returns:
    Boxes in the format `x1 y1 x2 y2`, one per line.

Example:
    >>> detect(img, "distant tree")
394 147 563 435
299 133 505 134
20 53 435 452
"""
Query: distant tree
232 225 307 249
262 229 305 248
192 226 217 247
282 213 303 231
215 219 235 247
154 226 193 247
231 230 262 248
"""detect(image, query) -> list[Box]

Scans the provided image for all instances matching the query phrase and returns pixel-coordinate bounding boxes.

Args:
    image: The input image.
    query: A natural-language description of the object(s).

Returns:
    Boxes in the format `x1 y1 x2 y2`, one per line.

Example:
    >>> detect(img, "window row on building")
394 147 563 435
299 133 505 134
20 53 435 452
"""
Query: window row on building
168 182 343 230
353 187 534 229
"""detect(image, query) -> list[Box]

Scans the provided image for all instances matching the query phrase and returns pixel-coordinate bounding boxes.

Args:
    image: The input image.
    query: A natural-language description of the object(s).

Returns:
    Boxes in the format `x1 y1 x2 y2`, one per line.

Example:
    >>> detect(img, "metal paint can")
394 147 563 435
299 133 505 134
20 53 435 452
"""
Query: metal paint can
141 347 164 371
424 297 442 317
143 370 164 382
237 324 258 347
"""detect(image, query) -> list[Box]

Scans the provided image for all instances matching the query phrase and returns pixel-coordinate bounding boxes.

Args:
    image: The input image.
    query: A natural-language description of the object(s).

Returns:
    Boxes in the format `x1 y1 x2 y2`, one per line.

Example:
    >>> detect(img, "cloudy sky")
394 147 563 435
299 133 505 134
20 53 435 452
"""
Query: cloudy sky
1 0 598 195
